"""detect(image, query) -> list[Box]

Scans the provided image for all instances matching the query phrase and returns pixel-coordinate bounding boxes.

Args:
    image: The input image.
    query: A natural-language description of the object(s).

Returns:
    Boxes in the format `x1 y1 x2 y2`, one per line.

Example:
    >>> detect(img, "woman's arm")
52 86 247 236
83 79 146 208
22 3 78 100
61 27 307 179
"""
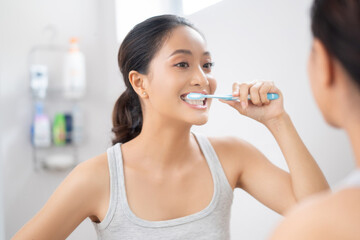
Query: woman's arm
220 81 329 214
265 112 329 200
12 154 109 240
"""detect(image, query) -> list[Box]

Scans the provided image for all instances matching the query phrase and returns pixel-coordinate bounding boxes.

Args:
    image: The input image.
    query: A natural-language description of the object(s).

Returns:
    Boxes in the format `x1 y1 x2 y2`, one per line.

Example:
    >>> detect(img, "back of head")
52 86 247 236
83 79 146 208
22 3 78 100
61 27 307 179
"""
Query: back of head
112 15 197 145
311 0 360 89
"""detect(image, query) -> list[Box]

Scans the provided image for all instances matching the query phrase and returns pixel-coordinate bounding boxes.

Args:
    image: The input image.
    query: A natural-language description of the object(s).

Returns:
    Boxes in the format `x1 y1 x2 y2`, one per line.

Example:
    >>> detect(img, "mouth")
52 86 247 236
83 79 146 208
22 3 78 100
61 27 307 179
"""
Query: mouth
180 92 207 108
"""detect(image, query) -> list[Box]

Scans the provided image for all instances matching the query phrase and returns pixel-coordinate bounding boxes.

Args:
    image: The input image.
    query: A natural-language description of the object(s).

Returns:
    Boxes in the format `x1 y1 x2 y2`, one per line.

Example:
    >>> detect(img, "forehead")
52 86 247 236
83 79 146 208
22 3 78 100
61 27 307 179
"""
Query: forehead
158 26 208 57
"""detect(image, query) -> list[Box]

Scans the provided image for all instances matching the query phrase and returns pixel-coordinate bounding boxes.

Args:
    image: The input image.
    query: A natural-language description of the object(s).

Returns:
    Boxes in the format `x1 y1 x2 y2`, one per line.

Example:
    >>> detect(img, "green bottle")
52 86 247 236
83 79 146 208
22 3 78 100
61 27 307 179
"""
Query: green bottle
53 113 66 146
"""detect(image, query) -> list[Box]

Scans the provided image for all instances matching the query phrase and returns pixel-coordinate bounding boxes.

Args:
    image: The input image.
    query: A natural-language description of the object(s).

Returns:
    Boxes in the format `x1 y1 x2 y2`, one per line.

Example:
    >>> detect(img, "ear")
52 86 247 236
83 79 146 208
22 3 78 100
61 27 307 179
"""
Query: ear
128 70 148 99
313 38 335 88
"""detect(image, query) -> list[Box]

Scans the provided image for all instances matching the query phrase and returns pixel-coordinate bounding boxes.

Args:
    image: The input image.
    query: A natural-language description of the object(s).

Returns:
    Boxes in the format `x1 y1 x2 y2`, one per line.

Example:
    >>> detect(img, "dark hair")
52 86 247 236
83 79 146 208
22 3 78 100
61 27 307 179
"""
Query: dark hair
311 0 360 88
112 15 199 145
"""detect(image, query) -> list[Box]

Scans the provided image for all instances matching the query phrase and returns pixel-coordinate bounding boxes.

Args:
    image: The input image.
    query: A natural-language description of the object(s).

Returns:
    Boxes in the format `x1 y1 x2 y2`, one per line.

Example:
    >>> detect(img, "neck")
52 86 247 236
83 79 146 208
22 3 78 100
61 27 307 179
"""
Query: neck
125 115 197 170
343 112 360 168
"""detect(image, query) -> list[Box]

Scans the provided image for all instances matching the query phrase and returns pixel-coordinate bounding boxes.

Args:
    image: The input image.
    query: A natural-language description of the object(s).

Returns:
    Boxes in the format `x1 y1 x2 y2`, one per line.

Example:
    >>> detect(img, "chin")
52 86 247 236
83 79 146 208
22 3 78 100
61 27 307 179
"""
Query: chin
187 115 209 126
325 119 341 129
192 118 209 126
322 113 341 128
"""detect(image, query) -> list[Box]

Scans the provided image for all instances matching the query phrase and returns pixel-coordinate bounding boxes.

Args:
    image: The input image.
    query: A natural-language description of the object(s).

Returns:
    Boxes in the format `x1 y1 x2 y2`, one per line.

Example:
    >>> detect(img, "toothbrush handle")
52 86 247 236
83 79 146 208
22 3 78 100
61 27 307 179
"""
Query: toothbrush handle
222 93 279 101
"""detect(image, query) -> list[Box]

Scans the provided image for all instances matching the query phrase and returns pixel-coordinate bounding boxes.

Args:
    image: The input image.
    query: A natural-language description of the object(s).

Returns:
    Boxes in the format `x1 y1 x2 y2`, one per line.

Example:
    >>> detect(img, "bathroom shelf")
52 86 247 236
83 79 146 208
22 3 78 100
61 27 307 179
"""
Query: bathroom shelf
32 145 79 171
29 42 85 172
30 100 84 171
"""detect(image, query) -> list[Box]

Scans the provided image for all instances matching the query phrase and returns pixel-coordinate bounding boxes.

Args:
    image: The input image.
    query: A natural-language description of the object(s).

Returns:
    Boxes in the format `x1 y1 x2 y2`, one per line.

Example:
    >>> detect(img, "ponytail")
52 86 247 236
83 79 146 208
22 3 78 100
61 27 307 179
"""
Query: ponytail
112 88 143 144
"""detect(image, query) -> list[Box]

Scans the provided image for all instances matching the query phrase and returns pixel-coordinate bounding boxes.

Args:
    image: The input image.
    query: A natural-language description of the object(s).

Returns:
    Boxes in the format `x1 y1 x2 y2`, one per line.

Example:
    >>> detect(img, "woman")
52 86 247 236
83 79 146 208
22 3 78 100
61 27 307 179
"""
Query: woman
13 15 328 239
270 0 360 239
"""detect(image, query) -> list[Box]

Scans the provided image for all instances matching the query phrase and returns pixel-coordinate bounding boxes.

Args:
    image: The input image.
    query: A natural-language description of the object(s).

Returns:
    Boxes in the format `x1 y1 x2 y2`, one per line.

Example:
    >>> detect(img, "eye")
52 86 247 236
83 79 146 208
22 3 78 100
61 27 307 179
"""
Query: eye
174 62 189 68
203 62 214 69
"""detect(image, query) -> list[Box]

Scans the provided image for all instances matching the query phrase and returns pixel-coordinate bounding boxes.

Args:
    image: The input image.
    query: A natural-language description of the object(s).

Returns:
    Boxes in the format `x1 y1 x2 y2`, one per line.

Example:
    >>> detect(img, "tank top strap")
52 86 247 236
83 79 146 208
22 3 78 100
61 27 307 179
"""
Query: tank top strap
192 132 233 197
113 143 130 219
93 143 121 231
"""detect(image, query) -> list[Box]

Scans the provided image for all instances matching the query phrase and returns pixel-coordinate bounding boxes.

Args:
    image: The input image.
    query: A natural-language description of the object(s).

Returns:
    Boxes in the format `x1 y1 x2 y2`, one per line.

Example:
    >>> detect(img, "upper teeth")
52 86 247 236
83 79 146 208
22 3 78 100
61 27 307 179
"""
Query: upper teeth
184 99 204 105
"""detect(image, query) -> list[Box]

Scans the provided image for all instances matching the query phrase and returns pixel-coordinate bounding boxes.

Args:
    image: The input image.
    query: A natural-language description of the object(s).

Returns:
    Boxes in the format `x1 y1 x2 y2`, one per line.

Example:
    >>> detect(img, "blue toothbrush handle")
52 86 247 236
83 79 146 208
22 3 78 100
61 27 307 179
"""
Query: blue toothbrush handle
221 93 279 101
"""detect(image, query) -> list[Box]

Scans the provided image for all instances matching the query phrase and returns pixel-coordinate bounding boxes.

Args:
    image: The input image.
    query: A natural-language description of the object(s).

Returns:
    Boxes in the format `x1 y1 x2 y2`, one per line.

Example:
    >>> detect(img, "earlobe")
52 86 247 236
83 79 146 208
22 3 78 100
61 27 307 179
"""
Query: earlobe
128 70 148 98
314 39 335 88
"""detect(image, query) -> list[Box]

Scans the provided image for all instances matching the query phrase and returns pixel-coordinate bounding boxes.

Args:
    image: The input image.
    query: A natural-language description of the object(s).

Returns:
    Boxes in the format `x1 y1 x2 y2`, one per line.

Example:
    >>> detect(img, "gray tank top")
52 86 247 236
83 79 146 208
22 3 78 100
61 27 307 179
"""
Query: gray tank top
93 132 234 240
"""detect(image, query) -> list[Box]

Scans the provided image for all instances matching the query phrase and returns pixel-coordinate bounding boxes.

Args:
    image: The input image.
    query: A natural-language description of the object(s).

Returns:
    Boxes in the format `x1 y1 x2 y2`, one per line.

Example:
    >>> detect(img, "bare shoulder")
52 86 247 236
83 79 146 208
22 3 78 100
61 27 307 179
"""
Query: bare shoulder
70 151 109 207
73 151 109 183
12 152 110 239
65 152 108 189
270 188 360 240
208 135 266 168
207 136 260 189
208 135 258 156
45 151 110 220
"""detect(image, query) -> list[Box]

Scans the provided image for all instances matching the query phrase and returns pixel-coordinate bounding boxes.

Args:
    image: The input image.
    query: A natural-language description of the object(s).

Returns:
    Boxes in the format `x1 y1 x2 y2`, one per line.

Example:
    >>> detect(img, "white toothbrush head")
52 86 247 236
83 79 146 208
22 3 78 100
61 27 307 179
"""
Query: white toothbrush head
186 93 205 100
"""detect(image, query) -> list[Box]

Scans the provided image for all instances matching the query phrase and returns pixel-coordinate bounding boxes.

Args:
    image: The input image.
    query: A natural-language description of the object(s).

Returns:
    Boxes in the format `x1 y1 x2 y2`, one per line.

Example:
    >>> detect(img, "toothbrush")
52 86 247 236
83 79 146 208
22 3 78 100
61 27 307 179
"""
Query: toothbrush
186 93 279 101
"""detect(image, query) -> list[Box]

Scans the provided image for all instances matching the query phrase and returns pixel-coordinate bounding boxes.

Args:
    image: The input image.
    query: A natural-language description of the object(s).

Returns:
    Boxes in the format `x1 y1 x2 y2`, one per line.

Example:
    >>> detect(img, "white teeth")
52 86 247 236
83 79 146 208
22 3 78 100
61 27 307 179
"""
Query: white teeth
184 99 205 106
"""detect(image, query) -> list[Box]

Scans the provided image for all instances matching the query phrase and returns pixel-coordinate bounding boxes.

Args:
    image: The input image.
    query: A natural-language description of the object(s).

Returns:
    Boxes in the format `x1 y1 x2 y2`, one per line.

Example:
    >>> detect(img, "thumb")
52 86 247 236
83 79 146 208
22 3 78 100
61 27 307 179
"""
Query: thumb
219 99 248 115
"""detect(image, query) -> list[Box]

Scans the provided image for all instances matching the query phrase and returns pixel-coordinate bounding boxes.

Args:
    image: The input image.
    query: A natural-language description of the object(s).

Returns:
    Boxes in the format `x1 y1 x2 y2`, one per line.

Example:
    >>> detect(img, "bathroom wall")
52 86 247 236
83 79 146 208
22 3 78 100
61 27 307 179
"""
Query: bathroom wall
0 0 355 239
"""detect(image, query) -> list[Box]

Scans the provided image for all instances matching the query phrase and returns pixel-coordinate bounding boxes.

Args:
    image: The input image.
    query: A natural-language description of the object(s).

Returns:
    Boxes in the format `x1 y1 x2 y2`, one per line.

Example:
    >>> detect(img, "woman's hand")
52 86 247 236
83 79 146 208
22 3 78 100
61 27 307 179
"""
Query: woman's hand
220 81 285 125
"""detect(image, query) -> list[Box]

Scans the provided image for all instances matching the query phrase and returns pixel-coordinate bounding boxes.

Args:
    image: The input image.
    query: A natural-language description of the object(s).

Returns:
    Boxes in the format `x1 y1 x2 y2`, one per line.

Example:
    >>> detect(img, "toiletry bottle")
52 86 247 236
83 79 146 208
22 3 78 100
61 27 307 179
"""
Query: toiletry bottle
30 65 48 99
53 113 66 146
64 113 73 144
32 102 51 147
63 37 86 99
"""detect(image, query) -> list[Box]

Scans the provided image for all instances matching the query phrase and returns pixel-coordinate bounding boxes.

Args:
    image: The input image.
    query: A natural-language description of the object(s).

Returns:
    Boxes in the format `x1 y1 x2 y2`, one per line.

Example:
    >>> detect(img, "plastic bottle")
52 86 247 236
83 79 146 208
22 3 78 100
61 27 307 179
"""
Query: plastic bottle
63 37 86 99
64 113 73 144
53 113 66 146
31 102 51 147
30 65 48 99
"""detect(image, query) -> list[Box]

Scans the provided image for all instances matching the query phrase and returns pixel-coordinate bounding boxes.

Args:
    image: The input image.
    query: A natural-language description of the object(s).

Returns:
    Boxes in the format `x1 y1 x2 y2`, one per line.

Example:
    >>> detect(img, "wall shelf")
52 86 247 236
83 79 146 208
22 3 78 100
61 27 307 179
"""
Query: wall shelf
29 32 85 172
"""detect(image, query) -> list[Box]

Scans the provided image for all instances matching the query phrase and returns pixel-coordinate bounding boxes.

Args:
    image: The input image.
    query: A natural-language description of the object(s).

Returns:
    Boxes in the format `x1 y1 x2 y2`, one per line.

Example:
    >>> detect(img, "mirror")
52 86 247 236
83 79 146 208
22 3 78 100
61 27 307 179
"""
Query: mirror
0 0 354 239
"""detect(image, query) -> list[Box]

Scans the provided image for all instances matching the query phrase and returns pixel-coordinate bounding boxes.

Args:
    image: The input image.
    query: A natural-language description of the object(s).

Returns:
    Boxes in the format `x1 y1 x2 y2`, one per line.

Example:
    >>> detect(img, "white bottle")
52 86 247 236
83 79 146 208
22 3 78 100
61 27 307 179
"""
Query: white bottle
63 37 86 99
30 64 48 99
33 102 51 147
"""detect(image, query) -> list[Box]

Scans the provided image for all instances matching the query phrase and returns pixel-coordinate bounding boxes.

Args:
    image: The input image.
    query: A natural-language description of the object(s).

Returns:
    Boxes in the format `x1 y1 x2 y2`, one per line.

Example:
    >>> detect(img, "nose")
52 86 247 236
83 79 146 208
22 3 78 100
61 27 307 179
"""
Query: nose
190 66 209 87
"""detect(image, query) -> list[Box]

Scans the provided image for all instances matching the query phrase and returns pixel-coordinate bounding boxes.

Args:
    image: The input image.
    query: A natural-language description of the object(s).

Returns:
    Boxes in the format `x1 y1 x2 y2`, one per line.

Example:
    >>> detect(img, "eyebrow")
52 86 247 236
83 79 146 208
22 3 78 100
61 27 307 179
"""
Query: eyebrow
168 49 211 58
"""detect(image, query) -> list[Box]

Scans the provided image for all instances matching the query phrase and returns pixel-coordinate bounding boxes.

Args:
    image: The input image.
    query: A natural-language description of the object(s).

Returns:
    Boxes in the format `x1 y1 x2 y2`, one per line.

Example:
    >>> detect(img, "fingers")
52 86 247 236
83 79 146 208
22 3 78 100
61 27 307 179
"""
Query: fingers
232 82 252 109
249 81 263 106
259 81 274 105
239 83 249 108
229 80 277 107
232 82 240 96
219 98 247 115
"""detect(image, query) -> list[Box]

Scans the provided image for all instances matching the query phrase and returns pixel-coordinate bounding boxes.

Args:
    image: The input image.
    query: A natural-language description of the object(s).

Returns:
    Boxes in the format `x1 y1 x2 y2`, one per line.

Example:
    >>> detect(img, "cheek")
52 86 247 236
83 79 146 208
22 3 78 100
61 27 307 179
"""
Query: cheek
149 67 175 94
209 77 217 94
308 52 327 115
148 69 183 107
308 53 318 95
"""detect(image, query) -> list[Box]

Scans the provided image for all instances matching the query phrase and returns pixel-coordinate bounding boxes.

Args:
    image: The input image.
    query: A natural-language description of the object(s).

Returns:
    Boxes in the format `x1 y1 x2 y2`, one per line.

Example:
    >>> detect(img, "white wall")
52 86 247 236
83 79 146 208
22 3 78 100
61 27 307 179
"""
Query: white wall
0 0 355 240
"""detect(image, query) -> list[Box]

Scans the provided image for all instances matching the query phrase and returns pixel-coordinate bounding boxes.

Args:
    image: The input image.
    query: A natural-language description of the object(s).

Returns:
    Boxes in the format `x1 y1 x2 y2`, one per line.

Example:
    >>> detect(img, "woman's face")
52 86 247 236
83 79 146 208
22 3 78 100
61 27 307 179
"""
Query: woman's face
144 26 216 126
